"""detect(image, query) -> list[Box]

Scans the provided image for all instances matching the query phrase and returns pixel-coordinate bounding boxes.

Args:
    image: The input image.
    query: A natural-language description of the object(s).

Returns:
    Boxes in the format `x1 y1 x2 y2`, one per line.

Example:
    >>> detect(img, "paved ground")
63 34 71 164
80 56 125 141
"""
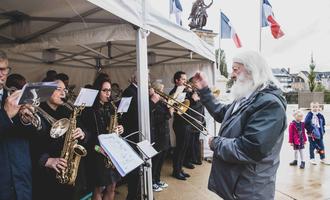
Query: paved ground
111 104 330 200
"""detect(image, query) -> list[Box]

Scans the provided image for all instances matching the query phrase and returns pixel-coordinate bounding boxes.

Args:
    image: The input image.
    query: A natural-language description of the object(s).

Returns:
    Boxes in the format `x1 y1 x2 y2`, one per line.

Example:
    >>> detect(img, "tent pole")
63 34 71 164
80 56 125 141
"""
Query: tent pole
136 27 153 200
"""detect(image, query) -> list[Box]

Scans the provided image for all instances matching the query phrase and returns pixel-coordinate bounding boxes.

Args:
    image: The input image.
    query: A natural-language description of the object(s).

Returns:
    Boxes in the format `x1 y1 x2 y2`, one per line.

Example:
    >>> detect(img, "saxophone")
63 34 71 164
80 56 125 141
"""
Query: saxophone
103 101 118 169
56 105 87 185
107 101 118 133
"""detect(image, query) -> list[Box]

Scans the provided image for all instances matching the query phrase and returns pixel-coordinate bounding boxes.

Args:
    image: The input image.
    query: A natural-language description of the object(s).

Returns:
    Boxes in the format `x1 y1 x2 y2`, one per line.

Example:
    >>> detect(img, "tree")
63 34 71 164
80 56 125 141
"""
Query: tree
215 48 228 78
314 82 325 92
308 54 316 92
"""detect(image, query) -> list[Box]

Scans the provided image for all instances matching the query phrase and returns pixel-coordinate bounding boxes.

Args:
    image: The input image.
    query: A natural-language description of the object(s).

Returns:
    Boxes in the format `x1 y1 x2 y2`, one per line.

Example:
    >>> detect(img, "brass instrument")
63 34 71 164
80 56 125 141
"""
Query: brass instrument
212 89 220 97
152 88 209 135
56 105 87 185
2 84 70 136
103 101 118 169
22 105 70 138
184 82 221 97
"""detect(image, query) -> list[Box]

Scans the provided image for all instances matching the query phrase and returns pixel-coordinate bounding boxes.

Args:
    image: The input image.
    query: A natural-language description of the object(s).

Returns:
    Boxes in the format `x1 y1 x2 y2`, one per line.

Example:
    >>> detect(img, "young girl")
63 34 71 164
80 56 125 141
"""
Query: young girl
289 109 307 169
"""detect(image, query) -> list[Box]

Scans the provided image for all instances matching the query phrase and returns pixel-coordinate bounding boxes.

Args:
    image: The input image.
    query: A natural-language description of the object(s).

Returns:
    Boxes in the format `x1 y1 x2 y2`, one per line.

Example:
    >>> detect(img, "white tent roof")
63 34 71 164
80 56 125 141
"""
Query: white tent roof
0 0 215 69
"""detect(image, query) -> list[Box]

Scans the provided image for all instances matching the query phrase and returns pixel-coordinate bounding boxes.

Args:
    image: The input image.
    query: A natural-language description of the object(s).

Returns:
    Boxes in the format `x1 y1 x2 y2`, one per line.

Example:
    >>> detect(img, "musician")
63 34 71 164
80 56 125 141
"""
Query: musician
0 50 38 200
121 71 160 200
81 78 123 200
30 78 87 200
184 77 205 167
170 71 191 180
151 81 172 191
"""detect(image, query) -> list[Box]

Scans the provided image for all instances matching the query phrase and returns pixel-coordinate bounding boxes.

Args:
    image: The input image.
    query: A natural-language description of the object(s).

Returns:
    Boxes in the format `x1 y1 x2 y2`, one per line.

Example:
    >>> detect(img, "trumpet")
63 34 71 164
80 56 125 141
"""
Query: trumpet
2 83 70 138
21 104 70 138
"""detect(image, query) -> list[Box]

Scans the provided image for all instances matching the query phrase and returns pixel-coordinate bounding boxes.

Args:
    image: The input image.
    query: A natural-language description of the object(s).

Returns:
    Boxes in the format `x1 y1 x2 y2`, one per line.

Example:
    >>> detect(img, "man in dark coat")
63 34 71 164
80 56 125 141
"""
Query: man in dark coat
0 50 33 200
120 71 159 200
193 50 287 200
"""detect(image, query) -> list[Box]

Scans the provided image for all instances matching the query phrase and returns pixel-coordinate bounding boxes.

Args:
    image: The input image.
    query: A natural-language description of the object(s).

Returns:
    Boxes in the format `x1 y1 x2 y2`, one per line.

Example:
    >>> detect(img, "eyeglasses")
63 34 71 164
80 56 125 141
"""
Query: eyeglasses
101 89 111 93
56 87 68 93
0 67 11 75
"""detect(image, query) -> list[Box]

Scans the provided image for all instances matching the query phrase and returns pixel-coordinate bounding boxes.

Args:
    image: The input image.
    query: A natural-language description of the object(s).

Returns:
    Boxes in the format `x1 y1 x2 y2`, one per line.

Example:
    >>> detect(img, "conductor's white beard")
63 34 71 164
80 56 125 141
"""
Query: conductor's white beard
231 74 255 100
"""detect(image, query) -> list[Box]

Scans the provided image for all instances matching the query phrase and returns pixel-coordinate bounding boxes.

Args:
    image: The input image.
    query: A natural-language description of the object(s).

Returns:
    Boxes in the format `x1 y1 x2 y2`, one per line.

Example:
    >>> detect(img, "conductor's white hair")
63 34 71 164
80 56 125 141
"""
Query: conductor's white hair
232 50 282 90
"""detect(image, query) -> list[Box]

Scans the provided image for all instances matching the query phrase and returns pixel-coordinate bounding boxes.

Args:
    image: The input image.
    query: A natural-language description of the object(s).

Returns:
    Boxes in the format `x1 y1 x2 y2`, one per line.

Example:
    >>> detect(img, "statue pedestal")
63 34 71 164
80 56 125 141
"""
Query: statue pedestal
192 29 217 46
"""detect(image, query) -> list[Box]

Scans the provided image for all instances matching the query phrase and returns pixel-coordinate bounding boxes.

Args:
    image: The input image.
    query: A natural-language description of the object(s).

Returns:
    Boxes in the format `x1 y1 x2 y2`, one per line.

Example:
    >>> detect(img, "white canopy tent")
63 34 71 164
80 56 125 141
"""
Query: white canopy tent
0 0 216 199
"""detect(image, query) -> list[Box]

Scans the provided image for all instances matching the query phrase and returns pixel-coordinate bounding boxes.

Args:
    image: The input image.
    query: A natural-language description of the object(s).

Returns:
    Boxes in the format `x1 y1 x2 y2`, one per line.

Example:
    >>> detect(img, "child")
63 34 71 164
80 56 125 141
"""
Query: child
289 109 307 169
304 102 330 165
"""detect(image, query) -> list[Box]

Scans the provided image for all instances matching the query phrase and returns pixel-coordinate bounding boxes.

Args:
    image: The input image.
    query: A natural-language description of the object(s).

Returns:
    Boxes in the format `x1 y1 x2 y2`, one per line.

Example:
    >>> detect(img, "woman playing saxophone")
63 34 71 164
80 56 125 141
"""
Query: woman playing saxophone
30 78 87 200
81 77 123 200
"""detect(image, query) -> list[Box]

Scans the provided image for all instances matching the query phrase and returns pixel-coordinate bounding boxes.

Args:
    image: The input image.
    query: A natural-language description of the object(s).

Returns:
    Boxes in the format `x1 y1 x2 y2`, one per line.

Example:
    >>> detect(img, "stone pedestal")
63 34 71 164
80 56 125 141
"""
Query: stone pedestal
192 29 218 46
298 92 324 109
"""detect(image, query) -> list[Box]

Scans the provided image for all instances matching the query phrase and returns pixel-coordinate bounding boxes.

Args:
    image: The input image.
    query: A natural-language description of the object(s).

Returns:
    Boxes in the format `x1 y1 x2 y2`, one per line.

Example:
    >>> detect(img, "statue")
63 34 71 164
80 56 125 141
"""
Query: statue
188 0 213 30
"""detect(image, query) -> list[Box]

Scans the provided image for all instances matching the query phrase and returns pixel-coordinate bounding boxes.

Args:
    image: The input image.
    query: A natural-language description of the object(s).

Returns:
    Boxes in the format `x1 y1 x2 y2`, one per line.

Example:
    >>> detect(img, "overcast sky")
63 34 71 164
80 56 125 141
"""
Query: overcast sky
150 0 330 73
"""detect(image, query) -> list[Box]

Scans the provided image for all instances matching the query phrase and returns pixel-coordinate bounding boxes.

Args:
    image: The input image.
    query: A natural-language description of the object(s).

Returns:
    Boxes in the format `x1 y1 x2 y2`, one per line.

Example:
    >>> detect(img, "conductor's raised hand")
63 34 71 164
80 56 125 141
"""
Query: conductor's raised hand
193 72 208 90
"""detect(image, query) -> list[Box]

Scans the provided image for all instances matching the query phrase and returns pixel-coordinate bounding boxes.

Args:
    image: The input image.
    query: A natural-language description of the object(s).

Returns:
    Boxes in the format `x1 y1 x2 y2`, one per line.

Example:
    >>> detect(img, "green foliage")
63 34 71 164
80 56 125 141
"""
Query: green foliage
308 55 316 92
314 82 326 92
226 78 234 91
284 92 298 104
215 48 228 78
325 91 330 104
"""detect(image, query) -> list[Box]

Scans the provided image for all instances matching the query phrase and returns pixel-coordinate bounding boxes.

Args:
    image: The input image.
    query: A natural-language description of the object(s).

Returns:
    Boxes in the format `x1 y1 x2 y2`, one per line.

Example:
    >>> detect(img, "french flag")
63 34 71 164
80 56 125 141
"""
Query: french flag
262 0 284 39
170 0 183 26
221 12 242 48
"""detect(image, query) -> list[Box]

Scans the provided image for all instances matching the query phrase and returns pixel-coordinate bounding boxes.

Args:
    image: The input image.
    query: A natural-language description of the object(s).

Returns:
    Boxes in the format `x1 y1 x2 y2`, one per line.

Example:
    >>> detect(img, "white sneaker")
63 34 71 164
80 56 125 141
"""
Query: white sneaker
157 180 168 188
320 159 330 165
310 159 317 165
152 183 163 192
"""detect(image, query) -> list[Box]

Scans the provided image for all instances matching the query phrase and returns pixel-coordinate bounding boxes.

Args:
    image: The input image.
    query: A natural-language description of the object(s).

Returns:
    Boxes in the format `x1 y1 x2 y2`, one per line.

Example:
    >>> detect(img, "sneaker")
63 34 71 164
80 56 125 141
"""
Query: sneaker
310 159 317 165
152 183 163 192
320 159 330 165
300 161 305 169
157 181 168 188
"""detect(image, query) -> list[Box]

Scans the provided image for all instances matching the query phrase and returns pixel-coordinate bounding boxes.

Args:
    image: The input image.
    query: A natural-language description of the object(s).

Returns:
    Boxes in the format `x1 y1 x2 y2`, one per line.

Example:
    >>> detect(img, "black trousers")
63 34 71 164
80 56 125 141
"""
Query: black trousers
191 131 201 163
125 167 140 200
152 150 167 182
172 124 189 174
184 128 193 165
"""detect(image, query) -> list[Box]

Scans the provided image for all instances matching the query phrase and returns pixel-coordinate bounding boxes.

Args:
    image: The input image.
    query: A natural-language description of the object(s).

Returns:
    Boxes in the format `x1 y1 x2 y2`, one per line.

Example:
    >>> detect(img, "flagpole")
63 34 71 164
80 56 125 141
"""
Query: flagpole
258 0 263 52
169 0 172 19
218 10 222 75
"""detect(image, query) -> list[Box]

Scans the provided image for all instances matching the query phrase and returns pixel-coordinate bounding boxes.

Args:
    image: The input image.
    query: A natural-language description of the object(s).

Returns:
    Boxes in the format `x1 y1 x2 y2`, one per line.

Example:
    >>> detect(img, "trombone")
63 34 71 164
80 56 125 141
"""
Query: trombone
152 88 209 135
184 82 221 97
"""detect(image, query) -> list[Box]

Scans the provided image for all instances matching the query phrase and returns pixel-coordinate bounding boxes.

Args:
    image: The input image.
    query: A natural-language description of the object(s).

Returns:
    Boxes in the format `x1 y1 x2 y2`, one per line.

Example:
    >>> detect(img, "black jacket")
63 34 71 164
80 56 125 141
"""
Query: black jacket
153 102 171 151
30 102 87 200
120 84 156 144
0 90 33 200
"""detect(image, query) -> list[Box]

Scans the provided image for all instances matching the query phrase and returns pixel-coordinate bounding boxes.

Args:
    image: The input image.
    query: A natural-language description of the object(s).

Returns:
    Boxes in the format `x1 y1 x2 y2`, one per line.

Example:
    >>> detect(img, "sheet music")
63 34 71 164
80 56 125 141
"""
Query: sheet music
98 134 143 177
117 97 132 113
74 88 98 107
176 92 186 103
137 140 158 159
171 85 185 99
17 82 58 105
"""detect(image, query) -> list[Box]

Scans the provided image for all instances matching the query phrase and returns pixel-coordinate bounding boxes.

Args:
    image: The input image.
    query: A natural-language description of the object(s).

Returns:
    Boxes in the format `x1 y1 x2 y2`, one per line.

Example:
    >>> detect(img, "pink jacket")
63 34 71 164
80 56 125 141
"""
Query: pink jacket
288 121 307 145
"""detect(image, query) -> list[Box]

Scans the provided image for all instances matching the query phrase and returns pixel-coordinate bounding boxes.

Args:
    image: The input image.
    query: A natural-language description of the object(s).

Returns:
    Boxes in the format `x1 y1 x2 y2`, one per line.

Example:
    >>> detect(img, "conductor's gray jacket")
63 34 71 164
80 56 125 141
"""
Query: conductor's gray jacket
200 83 287 200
